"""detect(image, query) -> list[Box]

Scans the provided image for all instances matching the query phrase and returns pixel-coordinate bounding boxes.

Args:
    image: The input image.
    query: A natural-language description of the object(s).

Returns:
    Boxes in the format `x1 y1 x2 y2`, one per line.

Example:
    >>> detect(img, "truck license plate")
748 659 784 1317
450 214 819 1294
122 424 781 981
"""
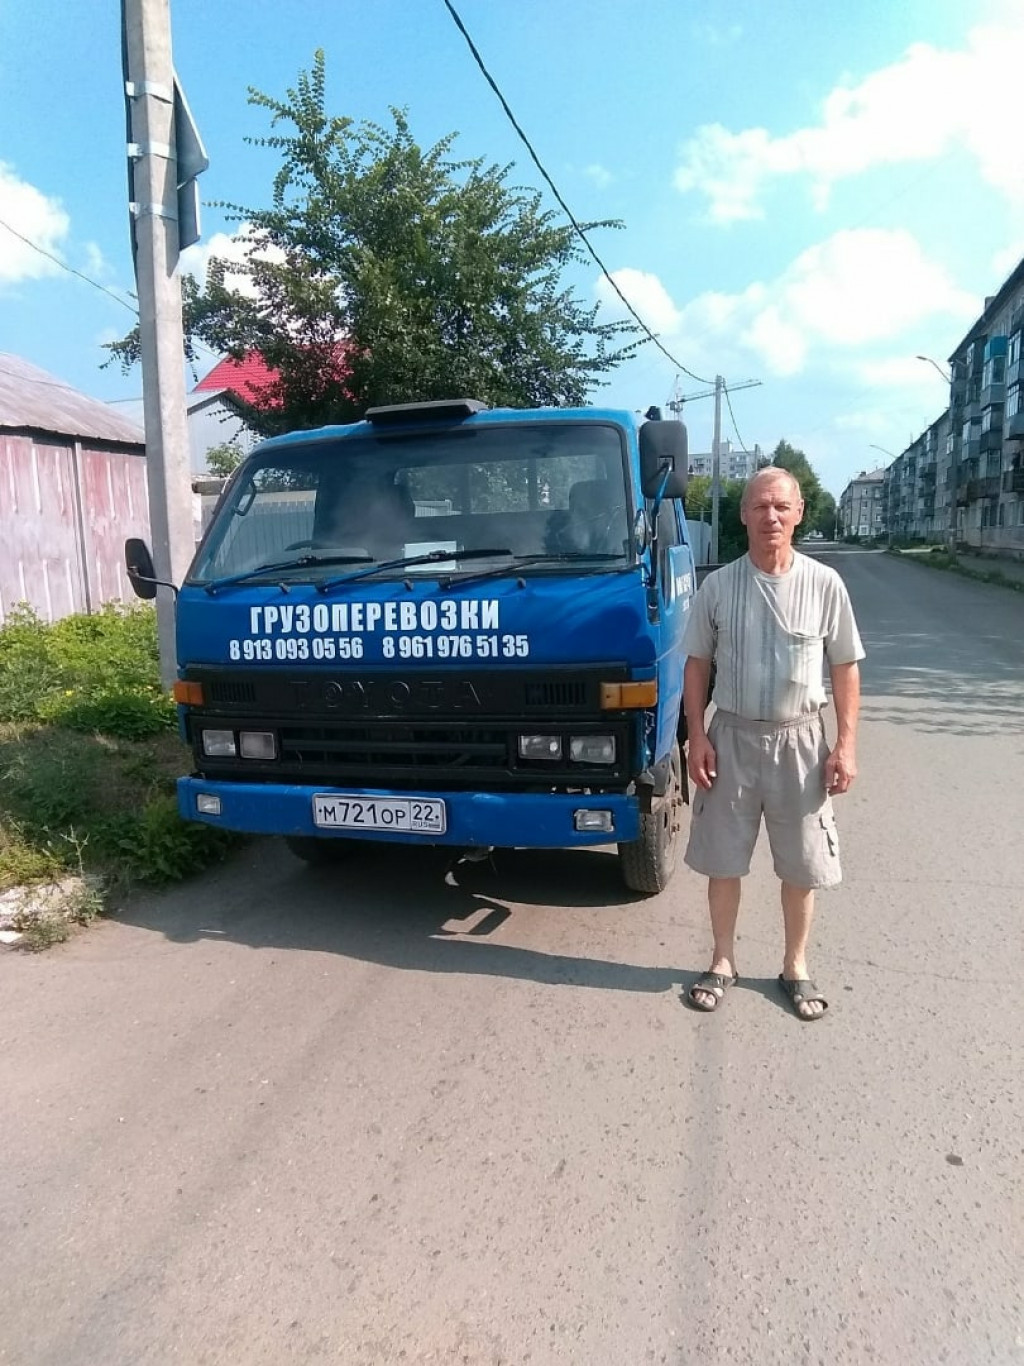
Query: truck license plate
312 794 447 835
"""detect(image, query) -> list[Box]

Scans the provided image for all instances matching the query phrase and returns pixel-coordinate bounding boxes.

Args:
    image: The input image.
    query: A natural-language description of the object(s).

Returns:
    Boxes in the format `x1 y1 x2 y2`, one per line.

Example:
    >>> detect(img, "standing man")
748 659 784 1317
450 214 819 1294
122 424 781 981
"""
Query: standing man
682 468 864 1020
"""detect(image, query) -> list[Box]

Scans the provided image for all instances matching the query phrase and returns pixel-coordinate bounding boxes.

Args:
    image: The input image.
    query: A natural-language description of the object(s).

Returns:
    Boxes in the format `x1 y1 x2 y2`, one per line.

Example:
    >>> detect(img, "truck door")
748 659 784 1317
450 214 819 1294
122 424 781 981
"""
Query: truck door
654 497 694 759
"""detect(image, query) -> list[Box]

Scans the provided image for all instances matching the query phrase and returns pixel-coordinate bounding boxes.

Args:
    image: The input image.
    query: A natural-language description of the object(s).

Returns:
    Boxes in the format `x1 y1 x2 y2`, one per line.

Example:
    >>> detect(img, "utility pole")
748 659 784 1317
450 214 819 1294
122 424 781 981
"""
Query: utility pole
667 372 762 562
711 374 723 562
123 0 195 687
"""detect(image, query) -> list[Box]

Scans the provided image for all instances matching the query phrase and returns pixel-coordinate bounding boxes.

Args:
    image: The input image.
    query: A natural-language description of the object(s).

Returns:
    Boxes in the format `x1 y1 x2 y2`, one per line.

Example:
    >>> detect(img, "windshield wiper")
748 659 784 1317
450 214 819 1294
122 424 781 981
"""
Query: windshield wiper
441 550 624 588
201 553 373 595
317 547 513 594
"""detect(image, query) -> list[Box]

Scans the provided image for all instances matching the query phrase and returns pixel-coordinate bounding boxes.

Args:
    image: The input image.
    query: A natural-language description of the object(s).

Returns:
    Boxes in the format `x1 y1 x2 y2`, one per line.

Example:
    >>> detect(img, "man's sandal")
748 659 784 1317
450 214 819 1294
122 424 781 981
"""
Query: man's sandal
687 971 739 1012
777 975 829 1021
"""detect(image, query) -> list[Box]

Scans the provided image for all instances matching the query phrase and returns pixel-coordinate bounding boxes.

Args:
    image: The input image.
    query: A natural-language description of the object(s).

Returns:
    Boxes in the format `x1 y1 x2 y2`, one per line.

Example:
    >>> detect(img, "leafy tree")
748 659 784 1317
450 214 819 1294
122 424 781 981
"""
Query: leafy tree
768 440 827 531
684 474 749 562
684 441 836 560
108 53 642 434
810 490 837 538
205 441 245 478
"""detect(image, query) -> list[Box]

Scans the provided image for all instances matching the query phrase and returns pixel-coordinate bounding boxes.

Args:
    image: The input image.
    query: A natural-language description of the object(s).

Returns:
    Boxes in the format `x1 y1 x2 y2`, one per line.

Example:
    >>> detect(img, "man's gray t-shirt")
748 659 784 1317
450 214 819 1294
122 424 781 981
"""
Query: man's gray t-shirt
682 552 865 721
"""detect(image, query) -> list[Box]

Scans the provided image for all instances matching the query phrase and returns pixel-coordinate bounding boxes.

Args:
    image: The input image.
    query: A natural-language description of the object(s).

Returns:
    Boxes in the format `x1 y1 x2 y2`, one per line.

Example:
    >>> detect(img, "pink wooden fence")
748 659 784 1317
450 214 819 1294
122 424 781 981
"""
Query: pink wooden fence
0 433 151 624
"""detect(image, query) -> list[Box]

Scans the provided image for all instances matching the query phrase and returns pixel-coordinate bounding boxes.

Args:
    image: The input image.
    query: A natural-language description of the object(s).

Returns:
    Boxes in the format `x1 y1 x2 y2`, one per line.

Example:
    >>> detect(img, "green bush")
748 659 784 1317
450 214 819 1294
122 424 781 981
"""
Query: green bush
0 603 171 735
45 688 176 739
0 600 241 919
114 795 235 884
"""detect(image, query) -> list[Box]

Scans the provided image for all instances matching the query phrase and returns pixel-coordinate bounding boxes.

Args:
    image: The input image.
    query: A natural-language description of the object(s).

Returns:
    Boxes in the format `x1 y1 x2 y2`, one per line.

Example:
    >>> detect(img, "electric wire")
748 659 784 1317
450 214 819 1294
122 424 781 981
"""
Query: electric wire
723 382 750 453
0 216 139 314
440 0 712 386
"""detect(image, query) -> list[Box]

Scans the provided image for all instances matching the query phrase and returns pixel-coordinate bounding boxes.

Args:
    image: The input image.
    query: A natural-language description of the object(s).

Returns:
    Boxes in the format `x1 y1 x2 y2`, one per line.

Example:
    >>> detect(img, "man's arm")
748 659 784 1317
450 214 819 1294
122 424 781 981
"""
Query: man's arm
684 655 716 789
825 660 860 794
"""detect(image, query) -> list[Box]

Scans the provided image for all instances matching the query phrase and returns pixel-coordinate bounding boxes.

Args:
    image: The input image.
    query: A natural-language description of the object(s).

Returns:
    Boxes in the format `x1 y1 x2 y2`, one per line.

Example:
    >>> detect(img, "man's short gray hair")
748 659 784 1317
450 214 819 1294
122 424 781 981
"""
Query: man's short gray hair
741 466 802 507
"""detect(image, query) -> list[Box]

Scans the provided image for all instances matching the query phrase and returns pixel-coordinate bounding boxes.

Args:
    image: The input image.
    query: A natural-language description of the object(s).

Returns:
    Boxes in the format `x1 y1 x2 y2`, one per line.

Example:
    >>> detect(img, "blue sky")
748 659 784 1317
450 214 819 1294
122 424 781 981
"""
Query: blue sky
2 0 1023 496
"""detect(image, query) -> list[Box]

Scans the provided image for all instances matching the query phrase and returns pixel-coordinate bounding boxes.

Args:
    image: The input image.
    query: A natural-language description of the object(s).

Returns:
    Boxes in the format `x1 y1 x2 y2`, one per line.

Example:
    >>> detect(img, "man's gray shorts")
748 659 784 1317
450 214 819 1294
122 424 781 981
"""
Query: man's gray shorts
684 709 841 889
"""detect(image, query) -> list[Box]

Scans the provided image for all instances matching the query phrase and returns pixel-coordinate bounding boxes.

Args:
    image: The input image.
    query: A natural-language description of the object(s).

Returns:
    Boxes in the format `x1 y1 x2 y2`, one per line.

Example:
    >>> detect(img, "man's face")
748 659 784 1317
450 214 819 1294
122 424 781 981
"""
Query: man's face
740 477 804 552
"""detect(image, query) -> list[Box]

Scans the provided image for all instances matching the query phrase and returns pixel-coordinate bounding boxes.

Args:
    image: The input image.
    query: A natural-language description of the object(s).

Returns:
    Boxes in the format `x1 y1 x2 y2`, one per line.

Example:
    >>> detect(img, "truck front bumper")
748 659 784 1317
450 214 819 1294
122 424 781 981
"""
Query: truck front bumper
177 777 641 848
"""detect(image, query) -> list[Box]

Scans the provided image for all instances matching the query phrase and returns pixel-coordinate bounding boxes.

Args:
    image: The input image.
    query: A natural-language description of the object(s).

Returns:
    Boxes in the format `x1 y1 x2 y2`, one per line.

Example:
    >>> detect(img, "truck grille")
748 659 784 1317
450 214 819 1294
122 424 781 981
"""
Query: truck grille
186 665 635 789
280 721 509 775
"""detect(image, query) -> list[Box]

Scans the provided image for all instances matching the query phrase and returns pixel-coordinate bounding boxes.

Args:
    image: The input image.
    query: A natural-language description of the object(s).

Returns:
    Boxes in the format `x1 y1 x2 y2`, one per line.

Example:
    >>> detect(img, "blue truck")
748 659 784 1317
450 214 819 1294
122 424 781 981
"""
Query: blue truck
126 399 696 893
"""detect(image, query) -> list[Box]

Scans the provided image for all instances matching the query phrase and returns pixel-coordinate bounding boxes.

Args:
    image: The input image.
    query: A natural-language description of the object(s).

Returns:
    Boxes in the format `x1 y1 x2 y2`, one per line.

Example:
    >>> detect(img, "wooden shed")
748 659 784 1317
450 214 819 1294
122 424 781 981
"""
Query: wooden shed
0 353 151 624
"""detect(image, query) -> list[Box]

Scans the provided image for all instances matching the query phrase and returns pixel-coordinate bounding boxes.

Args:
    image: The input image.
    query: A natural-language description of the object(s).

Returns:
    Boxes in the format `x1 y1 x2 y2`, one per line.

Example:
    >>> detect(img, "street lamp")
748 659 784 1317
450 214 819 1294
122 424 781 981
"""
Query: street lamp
915 354 952 385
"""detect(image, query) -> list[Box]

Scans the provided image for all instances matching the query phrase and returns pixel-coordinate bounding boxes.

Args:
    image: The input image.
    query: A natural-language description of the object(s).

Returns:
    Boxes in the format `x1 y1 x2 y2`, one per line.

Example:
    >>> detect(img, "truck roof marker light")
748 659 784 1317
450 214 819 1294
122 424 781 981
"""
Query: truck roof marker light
173 680 204 706
600 681 657 709
366 398 488 424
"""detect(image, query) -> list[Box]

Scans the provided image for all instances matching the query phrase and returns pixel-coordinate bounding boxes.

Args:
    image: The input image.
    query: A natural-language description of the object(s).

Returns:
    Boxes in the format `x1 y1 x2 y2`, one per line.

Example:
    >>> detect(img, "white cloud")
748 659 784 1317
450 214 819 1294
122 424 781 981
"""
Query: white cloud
597 267 681 336
0 163 70 284
846 355 952 390
693 22 743 46
990 242 1024 279
582 163 613 190
674 229 976 376
82 242 108 279
179 224 285 297
674 17 1024 221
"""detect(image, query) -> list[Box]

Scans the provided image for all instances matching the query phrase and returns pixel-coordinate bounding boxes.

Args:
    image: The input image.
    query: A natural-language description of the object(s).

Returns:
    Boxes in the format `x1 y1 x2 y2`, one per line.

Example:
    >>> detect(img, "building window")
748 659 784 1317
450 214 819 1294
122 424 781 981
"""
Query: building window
1007 385 1021 420
982 355 1006 389
1009 331 1021 369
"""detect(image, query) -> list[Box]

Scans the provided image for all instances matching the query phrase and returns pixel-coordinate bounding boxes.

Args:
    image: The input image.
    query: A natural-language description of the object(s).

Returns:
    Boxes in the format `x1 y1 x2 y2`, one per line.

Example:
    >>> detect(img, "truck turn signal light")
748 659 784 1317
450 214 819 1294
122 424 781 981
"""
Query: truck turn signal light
600 681 657 709
172 680 205 706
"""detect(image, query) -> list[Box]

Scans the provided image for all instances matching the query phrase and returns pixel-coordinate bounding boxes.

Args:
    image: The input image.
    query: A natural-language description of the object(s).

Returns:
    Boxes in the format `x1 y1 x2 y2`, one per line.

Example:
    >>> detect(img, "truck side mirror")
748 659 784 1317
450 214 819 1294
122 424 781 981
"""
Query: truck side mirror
124 538 158 600
639 420 689 500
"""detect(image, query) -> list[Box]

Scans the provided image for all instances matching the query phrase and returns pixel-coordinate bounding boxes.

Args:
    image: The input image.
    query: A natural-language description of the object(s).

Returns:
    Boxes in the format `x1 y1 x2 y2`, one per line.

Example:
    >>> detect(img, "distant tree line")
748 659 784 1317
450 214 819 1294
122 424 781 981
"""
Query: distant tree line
686 440 838 561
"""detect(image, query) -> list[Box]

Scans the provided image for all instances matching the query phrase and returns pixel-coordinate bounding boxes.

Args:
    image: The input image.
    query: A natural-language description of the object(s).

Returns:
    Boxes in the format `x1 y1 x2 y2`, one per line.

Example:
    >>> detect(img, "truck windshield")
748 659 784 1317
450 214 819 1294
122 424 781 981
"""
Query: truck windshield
189 421 632 586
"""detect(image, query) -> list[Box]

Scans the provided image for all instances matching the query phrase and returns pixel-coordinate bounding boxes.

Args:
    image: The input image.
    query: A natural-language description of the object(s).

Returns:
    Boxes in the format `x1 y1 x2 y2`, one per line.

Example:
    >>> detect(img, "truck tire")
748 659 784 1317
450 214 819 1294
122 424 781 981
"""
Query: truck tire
284 835 358 865
618 741 684 894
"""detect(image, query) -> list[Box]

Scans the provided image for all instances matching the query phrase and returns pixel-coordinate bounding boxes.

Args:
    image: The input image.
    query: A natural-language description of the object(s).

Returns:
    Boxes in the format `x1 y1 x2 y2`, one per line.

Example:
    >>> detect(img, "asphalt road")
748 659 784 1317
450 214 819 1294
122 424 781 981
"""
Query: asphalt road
2 550 1022 1366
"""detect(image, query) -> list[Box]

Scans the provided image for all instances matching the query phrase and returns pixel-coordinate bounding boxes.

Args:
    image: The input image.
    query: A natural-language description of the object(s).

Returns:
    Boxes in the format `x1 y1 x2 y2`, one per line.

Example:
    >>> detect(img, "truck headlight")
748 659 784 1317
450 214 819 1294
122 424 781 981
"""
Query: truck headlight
569 735 616 764
240 731 277 760
518 734 562 760
202 728 236 757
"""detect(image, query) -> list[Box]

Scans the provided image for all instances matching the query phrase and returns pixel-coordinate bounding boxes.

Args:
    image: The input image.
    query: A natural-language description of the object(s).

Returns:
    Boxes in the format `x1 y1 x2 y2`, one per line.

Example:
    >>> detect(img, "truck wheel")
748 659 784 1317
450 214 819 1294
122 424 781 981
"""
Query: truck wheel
618 741 684 894
285 836 357 865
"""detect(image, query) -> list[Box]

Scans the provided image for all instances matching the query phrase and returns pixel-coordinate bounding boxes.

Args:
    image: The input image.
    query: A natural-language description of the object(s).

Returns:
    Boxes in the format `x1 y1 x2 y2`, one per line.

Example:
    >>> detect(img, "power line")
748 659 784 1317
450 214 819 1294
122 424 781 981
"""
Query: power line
0 214 218 380
0 216 139 314
440 0 712 387
723 382 749 453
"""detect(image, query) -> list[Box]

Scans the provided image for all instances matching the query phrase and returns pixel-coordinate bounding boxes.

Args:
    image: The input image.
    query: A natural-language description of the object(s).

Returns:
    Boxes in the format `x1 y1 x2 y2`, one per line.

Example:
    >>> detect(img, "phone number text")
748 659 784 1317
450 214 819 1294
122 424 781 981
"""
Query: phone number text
228 633 530 662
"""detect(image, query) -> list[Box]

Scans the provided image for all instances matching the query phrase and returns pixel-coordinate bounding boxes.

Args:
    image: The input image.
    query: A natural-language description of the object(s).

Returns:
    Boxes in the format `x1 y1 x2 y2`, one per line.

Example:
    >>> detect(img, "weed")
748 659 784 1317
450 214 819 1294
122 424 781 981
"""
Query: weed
0 603 171 735
115 795 234 884
0 605 241 940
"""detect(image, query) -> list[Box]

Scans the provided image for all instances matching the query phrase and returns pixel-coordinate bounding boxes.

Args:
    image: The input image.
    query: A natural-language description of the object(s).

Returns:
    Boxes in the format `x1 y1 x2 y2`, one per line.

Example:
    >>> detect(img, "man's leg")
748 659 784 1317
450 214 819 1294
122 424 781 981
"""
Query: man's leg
690 876 741 1009
780 881 824 1019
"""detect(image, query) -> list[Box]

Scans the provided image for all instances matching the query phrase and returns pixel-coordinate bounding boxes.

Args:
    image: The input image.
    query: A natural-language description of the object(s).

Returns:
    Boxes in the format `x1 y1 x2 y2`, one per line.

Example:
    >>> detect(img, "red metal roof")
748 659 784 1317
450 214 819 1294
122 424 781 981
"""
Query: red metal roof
193 353 279 404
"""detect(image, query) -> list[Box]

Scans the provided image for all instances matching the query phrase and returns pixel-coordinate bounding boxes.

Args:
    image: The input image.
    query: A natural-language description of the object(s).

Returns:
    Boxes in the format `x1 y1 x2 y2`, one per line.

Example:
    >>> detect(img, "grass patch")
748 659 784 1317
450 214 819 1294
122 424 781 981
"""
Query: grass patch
0 605 237 943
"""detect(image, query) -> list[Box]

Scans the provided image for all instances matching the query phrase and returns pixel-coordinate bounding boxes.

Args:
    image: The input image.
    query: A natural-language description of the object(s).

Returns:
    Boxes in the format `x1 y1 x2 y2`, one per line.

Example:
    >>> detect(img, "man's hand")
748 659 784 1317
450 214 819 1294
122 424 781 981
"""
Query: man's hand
687 733 718 790
824 744 857 795
825 661 860 796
